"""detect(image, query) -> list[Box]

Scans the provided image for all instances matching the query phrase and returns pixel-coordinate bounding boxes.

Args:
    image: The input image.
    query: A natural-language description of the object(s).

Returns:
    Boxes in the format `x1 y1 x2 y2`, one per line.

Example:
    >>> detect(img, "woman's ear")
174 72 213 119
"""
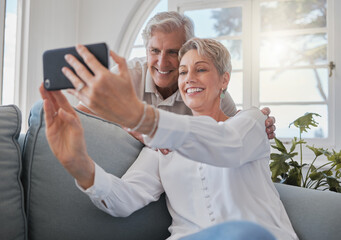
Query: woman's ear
222 72 230 90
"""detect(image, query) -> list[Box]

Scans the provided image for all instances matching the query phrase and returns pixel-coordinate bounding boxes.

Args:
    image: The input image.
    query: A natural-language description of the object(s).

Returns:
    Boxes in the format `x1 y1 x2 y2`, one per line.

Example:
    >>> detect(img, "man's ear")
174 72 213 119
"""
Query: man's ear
222 72 230 89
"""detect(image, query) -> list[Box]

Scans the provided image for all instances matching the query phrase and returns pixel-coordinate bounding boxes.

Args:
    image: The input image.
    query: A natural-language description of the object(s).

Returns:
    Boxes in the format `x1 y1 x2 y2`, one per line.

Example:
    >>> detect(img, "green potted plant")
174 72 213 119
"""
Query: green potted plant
270 113 341 192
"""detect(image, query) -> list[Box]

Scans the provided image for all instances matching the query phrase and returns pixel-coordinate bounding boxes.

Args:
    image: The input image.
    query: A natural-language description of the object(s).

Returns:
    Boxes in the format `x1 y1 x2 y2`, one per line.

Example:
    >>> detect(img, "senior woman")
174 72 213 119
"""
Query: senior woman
40 38 298 240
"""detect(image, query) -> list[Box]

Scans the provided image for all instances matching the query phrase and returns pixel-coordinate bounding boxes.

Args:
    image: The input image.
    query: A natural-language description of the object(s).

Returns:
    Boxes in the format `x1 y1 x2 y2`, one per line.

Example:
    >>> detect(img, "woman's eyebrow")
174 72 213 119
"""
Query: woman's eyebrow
179 61 209 68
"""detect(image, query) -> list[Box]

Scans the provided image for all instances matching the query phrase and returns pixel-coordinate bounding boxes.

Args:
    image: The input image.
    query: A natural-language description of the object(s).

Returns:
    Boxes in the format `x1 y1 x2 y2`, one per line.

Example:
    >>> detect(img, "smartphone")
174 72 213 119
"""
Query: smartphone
43 42 109 90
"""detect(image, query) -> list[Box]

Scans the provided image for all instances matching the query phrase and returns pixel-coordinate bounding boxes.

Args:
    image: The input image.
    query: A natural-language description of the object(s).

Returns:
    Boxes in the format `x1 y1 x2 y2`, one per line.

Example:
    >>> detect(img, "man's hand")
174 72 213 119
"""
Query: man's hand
261 107 276 140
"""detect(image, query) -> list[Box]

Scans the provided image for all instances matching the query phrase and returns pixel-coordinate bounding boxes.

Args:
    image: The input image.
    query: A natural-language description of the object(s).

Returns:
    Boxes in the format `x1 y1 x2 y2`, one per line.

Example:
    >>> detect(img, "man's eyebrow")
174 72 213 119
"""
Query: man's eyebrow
166 49 180 52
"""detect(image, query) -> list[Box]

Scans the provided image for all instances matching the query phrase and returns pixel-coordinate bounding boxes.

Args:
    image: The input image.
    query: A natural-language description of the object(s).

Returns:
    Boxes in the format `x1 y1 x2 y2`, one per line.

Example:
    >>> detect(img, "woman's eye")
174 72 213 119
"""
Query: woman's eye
198 69 206 72
179 71 187 75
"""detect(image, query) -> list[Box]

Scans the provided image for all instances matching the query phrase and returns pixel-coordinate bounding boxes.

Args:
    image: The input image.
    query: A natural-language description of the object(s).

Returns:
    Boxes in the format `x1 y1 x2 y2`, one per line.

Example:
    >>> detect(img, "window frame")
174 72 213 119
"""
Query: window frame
118 0 160 58
0 0 6 103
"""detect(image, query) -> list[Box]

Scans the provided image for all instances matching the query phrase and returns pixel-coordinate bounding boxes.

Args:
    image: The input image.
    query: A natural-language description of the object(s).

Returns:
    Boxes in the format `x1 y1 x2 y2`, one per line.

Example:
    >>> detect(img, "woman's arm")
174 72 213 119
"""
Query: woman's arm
40 86 163 217
78 147 164 217
144 108 270 168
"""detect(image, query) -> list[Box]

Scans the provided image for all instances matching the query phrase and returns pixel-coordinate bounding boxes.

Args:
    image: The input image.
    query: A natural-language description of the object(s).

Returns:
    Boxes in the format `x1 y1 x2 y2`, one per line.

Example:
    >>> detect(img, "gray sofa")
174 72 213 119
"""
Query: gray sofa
1 101 341 240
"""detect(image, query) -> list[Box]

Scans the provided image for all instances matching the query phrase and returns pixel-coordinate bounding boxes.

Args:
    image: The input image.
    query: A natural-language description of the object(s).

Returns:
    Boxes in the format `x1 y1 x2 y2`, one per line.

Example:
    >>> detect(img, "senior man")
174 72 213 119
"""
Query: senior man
77 11 275 138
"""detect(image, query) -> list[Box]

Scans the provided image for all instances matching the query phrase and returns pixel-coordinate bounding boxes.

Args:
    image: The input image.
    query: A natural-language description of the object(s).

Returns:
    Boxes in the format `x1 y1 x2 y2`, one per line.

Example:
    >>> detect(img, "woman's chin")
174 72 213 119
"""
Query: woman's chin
185 102 204 113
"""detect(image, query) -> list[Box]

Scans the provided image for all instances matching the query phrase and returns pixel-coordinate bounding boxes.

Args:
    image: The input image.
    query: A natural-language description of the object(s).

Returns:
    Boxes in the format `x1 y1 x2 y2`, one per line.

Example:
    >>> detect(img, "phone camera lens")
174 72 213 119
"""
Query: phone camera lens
45 79 50 89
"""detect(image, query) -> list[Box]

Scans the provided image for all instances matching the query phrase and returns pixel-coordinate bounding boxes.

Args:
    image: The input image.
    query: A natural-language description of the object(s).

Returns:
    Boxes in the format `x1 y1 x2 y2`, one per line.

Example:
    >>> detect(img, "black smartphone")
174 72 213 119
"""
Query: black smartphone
43 42 109 90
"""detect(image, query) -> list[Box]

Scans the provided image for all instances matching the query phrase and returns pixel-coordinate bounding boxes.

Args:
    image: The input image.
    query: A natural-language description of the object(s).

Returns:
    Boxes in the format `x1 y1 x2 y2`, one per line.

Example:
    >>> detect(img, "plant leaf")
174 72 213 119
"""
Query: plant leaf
289 113 321 134
323 170 333 176
284 168 301 186
309 171 323 181
271 137 287 154
307 145 329 157
327 150 341 170
288 161 306 168
326 176 341 192
289 137 306 153
270 152 298 162
270 159 290 181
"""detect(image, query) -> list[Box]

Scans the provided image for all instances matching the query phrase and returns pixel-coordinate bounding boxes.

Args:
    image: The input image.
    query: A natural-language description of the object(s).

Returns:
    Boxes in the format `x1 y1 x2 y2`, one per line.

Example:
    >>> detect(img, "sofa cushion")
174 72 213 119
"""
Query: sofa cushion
275 183 341 240
0 105 26 240
22 100 171 240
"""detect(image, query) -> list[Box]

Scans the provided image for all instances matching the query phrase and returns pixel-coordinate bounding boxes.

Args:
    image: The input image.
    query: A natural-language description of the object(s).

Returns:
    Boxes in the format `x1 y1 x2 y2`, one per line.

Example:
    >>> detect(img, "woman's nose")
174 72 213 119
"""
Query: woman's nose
185 71 196 84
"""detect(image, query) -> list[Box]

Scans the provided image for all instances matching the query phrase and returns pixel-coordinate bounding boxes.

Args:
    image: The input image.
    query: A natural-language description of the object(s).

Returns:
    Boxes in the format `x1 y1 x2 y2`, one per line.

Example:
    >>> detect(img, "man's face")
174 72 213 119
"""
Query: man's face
146 28 186 96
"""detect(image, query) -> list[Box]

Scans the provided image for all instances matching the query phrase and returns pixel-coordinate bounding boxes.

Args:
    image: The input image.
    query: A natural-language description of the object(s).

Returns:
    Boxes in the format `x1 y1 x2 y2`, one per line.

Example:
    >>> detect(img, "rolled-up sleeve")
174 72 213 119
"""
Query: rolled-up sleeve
76 147 164 217
144 107 270 167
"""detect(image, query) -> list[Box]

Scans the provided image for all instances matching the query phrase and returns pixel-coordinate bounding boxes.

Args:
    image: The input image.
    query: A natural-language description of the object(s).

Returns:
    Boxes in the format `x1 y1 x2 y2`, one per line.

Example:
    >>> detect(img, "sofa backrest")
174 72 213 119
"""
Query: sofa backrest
0 105 26 240
21 101 171 240
275 182 341 240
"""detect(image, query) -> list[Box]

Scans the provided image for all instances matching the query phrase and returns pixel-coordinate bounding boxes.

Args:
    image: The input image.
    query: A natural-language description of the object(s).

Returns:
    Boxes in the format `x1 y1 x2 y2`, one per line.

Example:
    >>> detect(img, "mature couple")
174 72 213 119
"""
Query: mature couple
40 12 298 240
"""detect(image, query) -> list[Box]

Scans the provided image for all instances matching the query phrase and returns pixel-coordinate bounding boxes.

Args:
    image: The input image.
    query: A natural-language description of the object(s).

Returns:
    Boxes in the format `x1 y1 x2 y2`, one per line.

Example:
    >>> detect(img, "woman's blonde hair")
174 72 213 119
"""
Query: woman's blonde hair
179 38 232 75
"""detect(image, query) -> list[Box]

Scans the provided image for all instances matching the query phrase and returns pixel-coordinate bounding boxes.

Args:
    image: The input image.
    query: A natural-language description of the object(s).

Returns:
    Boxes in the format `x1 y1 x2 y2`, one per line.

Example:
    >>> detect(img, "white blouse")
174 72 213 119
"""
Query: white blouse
78 108 298 240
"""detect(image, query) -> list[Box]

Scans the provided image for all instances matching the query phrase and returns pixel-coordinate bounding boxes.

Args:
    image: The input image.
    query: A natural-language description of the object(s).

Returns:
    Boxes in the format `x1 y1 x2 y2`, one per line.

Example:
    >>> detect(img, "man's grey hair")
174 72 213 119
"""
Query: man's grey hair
178 38 232 75
142 11 194 47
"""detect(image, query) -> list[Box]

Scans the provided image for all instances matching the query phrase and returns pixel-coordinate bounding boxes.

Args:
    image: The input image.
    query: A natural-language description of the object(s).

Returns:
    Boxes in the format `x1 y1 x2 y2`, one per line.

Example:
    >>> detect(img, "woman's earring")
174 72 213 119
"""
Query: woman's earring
220 88 225 99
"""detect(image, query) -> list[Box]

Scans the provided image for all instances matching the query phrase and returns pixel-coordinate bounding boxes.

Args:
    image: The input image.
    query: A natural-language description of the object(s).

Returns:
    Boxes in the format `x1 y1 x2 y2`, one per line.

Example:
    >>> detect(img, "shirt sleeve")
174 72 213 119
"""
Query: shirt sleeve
144 107 270 168
76 147 164 217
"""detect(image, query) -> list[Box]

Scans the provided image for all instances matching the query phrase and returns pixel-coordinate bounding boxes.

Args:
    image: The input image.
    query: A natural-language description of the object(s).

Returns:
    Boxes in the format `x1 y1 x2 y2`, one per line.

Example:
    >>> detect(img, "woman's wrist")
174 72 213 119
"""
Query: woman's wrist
127 102 159 137
74 156 95 190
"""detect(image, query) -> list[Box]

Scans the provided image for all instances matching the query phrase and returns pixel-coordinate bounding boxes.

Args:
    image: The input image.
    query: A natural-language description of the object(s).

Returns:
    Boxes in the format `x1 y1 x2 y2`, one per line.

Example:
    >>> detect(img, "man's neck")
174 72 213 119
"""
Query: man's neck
156 85 178 100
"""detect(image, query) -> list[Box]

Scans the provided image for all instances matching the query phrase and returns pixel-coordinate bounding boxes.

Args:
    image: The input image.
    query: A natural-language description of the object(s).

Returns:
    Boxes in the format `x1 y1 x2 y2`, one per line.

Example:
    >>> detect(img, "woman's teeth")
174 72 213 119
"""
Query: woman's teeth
186 88 204 93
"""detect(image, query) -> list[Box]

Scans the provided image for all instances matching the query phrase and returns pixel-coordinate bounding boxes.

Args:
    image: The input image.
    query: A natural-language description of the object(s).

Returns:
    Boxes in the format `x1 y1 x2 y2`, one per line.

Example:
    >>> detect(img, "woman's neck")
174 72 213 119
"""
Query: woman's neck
192 109 229 122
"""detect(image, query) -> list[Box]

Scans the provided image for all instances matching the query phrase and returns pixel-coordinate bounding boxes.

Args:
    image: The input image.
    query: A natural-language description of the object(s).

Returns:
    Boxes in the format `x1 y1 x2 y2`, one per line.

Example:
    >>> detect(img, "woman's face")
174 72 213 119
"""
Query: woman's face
178 49 229 116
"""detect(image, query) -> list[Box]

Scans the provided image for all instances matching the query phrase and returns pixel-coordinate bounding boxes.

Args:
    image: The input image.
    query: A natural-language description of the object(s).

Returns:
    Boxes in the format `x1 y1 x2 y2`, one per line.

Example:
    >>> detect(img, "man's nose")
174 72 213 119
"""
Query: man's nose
158 52 168 68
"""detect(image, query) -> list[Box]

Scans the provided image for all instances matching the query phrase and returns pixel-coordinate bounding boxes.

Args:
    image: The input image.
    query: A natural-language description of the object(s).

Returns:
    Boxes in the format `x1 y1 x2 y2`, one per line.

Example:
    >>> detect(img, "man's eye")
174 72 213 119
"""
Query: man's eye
169 50 179 55
151 49 160 54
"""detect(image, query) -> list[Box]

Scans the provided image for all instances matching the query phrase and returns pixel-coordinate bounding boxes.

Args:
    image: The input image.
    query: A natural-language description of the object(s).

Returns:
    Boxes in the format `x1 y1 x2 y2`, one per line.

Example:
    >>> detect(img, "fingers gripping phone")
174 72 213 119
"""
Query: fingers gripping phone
43 42 109 90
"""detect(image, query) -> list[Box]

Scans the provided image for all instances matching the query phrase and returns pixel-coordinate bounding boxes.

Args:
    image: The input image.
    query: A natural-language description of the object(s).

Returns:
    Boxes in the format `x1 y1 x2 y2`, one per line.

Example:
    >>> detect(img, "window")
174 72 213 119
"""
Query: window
177 0 333 144
183 5 246 109
257 0 329 140
128 0 168 59
1 0 18 105
125 0 335 145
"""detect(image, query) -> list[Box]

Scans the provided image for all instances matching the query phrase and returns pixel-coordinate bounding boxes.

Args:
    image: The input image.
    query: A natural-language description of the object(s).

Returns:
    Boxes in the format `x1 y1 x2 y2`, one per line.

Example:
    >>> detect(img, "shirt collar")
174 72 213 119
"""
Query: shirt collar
145 70 184 103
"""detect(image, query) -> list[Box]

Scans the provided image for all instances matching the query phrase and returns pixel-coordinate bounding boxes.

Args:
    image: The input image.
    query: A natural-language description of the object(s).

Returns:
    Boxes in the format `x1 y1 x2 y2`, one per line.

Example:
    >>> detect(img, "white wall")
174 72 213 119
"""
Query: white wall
334 0 341 150
18 0 142 129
